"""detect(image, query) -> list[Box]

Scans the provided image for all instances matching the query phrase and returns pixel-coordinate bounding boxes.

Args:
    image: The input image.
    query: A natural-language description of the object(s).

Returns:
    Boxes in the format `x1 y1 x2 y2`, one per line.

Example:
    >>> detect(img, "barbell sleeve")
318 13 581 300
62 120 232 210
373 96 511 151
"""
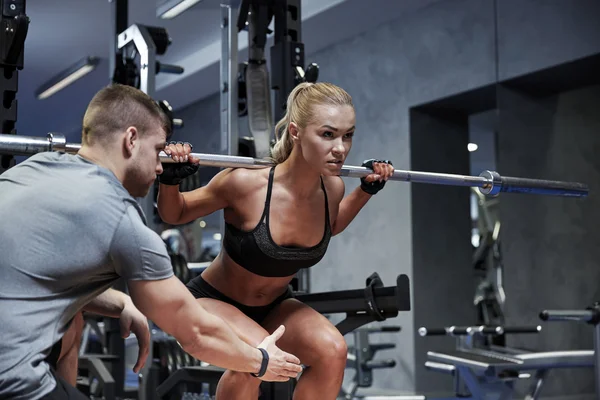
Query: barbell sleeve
0 133 589 198
499 175 589 197
0 132 69 155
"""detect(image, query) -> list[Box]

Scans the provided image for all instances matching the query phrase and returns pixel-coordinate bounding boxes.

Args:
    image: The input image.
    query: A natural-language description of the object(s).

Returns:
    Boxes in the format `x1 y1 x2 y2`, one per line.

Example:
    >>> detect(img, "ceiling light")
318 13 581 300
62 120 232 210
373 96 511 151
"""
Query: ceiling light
36 56 100 100
467 143 478 152
158 0 203 19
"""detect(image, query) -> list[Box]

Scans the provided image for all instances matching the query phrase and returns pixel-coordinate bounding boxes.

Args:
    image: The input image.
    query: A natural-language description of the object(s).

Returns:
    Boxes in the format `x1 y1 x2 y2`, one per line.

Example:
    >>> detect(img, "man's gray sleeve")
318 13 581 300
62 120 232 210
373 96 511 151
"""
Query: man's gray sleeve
110 205 174 280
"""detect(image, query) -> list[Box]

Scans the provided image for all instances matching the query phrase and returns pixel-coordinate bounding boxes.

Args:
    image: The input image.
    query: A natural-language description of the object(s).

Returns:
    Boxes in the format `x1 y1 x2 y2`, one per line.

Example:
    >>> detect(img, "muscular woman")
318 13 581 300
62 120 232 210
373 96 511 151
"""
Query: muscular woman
157 82 394 400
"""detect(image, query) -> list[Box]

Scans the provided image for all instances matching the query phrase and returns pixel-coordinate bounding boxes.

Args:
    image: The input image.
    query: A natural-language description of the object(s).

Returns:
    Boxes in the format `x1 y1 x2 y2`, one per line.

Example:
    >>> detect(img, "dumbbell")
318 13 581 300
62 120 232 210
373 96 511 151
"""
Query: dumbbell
155 340 173 382
170 340 185 371
166 341 178 375
182 347 194 367
180 343 196 367
171 254 191 283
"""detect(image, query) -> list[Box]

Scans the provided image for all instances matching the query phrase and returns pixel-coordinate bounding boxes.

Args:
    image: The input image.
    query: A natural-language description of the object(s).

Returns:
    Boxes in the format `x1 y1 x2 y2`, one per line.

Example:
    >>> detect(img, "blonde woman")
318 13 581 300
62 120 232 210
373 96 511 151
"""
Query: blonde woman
157 82 394 400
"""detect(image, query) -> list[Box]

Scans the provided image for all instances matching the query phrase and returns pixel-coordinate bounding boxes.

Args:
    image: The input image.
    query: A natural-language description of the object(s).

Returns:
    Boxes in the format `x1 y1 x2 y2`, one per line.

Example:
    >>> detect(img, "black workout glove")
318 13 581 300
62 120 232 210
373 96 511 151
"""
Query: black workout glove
158 141 199 186
360 159 393 195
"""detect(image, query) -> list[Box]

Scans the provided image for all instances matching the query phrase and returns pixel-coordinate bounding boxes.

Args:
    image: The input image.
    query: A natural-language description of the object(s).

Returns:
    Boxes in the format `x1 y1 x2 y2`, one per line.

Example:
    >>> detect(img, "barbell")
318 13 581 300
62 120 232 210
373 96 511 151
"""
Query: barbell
0 132 589 198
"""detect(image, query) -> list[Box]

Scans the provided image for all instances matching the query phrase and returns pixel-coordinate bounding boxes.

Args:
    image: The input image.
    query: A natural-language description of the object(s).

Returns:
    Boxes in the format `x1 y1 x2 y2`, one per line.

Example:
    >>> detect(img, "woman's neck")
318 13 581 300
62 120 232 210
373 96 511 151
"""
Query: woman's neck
275 149 322 198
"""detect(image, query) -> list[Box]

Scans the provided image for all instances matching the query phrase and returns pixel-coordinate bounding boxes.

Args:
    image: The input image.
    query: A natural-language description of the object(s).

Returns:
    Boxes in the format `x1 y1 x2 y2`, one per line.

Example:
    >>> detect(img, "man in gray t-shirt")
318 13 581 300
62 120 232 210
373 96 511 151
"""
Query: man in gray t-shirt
0 84 301 400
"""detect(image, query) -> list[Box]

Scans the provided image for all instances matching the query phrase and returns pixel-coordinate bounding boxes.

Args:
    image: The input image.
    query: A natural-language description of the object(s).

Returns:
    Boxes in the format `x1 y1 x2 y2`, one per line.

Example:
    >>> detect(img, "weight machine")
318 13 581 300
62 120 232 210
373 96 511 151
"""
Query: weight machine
0 0 28 175
419 323 595 399
220 0 320 294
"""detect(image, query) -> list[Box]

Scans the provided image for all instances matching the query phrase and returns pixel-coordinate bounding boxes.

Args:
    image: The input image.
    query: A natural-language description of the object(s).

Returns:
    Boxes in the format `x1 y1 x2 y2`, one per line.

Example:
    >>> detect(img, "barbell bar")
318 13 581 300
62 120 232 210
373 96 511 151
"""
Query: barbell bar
0 133 589 198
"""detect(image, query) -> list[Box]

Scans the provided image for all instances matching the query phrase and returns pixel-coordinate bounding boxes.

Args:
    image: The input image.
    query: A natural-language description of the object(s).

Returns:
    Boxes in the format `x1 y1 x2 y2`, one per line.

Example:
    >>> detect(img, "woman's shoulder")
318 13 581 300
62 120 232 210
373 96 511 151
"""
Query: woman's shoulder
322 175 345 202
219 166 270 193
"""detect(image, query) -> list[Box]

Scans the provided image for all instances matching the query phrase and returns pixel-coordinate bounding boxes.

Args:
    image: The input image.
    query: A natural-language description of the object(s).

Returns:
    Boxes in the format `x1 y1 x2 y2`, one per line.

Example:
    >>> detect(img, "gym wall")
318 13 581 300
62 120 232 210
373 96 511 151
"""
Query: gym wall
496 84 600 398
172 0 600 397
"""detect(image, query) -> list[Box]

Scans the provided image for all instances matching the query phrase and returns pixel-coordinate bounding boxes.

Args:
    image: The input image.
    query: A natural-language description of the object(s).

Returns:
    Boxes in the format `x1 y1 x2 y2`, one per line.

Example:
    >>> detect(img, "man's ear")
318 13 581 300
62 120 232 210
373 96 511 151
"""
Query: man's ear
289 122 300 142
122 126 139 157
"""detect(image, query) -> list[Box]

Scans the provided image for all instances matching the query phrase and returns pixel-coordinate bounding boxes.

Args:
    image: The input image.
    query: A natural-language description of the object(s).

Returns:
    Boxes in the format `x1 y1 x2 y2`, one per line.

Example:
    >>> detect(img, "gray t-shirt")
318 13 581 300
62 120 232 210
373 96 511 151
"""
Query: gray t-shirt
0 152 174 399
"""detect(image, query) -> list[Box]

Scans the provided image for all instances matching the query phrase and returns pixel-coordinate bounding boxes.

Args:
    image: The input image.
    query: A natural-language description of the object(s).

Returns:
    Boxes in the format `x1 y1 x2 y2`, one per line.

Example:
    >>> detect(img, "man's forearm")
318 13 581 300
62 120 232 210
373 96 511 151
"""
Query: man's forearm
332 187 371 235
83 288 130 318
178 311 262 374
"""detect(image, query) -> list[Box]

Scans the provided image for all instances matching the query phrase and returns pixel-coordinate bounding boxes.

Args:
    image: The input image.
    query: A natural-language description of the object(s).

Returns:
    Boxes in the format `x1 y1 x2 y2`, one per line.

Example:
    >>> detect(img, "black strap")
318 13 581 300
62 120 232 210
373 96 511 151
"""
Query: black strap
251 347 269 378
364 273 386 321
320 177 331 231
264 166 276 225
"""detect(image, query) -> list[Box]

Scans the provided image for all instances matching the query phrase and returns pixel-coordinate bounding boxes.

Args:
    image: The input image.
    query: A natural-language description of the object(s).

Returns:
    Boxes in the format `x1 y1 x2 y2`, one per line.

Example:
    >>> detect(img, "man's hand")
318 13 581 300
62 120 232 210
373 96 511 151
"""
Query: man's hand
256 325 303 382
119 300 151 374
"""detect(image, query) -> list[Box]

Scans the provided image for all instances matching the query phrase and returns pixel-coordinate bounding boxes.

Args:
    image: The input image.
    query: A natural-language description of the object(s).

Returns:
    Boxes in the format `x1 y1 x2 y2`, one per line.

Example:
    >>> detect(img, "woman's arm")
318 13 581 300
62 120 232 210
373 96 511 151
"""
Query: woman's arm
331 186 371 235
330 160 394 235
157 168 233 225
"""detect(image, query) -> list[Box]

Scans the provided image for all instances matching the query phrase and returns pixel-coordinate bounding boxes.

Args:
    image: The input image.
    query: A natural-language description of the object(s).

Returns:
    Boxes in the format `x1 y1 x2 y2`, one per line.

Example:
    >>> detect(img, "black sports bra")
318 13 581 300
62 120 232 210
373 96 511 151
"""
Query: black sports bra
222 166 332 277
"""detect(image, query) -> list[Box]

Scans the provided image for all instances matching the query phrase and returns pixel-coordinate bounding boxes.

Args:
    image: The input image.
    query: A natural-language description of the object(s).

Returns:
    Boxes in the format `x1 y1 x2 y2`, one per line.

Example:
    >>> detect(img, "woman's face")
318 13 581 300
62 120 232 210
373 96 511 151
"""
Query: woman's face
294 104 355 176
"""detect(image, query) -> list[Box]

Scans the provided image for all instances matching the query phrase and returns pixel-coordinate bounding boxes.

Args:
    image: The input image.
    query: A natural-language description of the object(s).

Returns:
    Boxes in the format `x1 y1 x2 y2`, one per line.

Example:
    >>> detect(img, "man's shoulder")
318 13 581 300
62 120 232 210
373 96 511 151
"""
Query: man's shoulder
16 150 66 166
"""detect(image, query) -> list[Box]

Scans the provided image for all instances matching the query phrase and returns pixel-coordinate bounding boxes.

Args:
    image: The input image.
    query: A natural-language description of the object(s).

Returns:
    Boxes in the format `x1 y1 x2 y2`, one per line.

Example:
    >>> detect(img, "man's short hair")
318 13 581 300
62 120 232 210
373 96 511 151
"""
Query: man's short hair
82 84 171 145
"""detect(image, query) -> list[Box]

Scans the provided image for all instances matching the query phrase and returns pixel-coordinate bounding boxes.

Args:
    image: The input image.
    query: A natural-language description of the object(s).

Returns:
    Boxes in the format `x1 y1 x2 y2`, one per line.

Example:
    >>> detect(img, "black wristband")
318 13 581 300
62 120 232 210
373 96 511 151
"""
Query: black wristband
251 348 269 378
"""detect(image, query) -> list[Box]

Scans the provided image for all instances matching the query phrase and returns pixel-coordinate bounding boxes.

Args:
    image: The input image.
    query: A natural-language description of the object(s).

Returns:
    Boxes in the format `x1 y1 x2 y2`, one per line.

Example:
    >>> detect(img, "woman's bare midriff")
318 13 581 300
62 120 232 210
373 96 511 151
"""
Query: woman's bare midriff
200 250 294 307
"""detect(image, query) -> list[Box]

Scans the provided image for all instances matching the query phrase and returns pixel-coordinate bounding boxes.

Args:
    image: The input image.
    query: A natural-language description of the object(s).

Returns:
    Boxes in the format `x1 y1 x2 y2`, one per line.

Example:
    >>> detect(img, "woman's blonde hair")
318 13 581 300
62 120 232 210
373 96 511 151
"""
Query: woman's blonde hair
271 82 353 164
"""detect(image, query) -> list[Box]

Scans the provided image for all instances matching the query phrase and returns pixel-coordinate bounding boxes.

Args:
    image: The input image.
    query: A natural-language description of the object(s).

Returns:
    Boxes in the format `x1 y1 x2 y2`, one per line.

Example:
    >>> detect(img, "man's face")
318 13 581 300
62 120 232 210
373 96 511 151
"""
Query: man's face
125 125 166 198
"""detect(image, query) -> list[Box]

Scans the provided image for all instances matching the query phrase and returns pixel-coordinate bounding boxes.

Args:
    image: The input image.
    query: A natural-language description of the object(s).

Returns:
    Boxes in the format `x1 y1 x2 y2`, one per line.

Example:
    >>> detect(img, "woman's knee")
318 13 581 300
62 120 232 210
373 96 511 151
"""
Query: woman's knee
312 329 348 366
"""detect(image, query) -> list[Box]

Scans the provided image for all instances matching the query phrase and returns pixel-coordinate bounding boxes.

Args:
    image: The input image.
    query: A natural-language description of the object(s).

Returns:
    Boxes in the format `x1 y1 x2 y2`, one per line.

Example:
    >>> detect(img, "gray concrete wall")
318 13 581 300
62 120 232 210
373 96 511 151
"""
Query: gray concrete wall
171 0 600 395
498 0 600 80
496 84 600 398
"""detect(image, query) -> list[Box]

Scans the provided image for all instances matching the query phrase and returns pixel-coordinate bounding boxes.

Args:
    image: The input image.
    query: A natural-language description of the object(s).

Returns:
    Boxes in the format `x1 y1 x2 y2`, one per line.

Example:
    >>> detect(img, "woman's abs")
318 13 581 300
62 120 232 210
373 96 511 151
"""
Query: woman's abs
200 251 294 306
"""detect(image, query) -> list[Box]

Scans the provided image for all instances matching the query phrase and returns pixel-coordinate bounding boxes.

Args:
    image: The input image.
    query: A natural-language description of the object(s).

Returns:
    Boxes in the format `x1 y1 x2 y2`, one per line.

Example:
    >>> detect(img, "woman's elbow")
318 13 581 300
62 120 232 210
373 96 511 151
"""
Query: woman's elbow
331 224 344 236
157 209 180 225
156 200 185 225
